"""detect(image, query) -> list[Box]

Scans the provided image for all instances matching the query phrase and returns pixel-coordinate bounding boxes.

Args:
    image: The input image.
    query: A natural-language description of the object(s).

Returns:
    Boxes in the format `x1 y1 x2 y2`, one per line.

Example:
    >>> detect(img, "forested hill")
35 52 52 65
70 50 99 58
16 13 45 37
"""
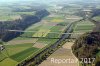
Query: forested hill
0 9 50 42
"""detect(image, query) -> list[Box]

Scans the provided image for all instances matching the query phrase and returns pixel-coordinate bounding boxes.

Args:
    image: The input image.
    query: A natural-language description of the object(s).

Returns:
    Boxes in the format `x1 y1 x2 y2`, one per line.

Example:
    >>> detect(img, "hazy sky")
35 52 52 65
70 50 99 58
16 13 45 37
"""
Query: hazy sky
0 0 97 3
1 0 13 1
0 0 82 2
0 0 32 2
0 0 18 2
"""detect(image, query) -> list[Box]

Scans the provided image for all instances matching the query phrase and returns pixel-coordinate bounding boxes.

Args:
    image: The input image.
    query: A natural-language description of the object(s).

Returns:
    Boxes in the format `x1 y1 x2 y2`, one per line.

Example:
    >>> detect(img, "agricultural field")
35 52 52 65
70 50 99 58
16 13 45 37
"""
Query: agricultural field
70 20 95 39
0 3 35 21
0 43 39 66
74 21 95 32
93 16 100 21
0 15 37 66
43 16 64 22
1 0 100 66
0 4 83 66
0 4 72 65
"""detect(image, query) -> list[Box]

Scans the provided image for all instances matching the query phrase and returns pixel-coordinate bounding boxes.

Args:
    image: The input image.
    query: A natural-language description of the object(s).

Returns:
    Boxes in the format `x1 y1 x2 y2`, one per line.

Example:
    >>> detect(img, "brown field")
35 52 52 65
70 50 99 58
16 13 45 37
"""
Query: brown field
39 42 79 66
7 39 38 45
33 42 47 49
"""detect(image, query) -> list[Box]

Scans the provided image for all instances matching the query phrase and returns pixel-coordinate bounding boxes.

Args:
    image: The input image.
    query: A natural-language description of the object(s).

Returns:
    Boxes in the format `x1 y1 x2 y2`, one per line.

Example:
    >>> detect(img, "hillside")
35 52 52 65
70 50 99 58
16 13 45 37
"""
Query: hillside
72 32 100 66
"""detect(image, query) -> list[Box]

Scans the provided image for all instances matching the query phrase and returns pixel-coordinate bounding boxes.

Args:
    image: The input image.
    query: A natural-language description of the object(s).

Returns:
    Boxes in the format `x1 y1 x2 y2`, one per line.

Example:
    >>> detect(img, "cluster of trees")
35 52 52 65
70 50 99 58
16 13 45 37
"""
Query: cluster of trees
0 9 50 42
92 9 100 17
72 32 100 66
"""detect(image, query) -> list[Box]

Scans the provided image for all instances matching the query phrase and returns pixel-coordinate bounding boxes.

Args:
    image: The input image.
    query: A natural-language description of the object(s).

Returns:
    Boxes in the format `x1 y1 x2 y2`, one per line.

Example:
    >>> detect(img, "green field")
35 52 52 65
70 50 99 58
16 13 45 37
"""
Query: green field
0 9 70 65
43 16 65 22
74 20 95 32
10 47 38 62
0 43 39 66
36 24 67 44
70 20 95 39
93 16 100 21
33 29 50 37
0 3 35 21
74 25 94 31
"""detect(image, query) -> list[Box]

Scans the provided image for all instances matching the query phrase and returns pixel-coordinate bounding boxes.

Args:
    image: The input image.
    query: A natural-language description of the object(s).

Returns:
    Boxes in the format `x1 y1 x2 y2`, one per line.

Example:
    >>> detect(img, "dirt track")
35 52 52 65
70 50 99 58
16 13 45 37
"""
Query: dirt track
39 42 79 66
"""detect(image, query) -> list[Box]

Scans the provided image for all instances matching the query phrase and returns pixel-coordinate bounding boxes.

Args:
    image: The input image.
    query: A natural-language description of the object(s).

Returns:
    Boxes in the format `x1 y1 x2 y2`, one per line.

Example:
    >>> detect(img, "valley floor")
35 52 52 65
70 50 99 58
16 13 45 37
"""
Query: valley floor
39 42 79 66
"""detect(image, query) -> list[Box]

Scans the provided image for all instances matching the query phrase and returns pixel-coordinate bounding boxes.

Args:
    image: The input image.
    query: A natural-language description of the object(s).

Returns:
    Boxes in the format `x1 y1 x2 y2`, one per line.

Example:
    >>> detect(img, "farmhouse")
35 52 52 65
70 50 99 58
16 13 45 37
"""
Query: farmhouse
0 45 4 51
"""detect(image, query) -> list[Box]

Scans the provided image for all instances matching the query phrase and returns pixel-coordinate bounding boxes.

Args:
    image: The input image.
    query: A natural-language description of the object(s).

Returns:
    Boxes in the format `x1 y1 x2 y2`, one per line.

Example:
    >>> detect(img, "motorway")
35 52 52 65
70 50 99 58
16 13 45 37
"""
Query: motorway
17 18 81 66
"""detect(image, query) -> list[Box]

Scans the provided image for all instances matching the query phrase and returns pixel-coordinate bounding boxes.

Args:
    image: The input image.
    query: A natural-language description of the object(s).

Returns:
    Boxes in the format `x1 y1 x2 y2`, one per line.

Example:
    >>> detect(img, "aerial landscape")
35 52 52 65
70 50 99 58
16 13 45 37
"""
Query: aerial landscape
0 0 100 66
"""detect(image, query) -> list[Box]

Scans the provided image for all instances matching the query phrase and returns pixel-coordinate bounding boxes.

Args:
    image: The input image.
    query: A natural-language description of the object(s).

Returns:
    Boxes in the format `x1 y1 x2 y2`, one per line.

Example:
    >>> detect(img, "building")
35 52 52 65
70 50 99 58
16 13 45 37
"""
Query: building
0 45 5 51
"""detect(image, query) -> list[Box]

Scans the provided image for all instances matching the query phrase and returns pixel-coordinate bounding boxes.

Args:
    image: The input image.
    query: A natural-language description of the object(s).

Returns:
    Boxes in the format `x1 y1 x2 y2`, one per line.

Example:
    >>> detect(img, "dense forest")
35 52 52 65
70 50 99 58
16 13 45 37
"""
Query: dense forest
0 9 50 42
72 7 100 66
72 32 100 66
